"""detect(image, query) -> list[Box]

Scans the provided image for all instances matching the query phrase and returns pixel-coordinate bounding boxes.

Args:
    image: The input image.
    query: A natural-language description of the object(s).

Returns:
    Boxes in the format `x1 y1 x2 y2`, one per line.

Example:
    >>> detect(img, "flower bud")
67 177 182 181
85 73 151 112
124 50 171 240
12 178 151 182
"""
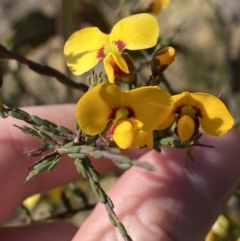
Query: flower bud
151 46 175 76
131 0 170 15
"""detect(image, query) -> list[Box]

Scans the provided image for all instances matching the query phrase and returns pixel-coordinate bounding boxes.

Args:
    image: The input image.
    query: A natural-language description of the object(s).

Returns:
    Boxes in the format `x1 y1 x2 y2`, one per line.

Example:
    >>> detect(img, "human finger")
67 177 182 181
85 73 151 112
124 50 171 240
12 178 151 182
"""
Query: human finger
0 222 77 241
0 104 147 224
74 128 240 241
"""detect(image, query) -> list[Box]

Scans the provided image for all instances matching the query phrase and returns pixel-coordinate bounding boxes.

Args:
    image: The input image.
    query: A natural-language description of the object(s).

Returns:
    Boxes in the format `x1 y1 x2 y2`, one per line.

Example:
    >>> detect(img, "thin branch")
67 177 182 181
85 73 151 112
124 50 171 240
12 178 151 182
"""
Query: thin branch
0 44 88 92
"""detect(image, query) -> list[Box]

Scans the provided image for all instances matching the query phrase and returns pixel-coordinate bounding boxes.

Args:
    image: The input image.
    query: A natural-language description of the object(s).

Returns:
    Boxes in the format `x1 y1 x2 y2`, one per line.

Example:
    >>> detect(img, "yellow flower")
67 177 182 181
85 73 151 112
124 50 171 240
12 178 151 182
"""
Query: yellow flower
158 92 234 141
64 14 159 83
76 83 173 149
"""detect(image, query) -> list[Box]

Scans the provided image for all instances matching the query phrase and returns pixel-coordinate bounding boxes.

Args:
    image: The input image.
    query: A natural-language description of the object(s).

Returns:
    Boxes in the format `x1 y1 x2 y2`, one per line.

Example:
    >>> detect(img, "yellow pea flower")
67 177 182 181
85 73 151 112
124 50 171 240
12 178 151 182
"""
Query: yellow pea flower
158 92 234 141
76 83 173 149
64 14 159 83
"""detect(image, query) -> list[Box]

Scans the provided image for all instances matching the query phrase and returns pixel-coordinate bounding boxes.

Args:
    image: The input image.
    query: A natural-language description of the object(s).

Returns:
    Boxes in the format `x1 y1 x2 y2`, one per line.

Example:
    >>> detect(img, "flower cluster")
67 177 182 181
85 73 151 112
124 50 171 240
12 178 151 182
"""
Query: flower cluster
64 13 234 152
158 92 234 141
76 82 173 149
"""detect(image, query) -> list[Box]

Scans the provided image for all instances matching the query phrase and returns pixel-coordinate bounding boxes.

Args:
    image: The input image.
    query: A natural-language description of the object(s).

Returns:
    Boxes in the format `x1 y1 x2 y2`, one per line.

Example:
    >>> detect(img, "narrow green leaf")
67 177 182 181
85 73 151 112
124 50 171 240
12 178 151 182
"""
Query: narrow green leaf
91 150 103 159
64 141 74 148
117 222 128 237
9 111 26 120
48 158 61 172
41 125 53 132
110 148 121 154
15 108 30 118
58 125 73 134
42 119 57 127
31 115 45 125
38 131 53 141
97 188 107 204
89 178 97 194
68 146 81 153
81 145 95 151
117 162 132 170
108 213 117 227
35 162 52 173
34 160 49 169
74 158 87 178
106 195 114 209
88 167 100 182
26 171 37 182
68 153 86 159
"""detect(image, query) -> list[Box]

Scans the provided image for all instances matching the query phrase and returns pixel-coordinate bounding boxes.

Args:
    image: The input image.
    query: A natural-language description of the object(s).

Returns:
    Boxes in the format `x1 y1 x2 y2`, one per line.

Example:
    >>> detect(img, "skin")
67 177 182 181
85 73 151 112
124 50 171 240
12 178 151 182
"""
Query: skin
0 104 240 241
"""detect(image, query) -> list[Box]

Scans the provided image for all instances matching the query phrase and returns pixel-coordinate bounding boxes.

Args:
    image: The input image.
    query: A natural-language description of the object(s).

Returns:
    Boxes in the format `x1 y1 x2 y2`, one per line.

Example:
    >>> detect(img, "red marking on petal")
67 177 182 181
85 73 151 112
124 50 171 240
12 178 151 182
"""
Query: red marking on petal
174 103 203 118
114 40 126 51
107 106 135 120
191 105 203 118
96 46 105 59
174 104 186 114
108 57 127 77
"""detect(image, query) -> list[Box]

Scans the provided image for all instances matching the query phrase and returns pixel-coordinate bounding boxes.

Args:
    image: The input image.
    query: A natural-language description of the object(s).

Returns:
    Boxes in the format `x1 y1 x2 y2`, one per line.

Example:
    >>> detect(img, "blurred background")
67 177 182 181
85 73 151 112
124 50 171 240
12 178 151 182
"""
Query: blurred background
1 0 240 240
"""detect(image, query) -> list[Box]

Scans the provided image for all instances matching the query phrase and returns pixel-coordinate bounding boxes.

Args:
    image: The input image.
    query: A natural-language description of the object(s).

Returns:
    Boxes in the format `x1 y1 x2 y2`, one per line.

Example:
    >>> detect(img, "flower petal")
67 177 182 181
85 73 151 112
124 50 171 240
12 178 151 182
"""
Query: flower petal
103 53 129 83
122 86 174 131
103 54 115 83
113 119 143 149
64 27 109 75
111 52 129 73
134 130 153 148
76 83 122 135
110 14 159 50
191 93 234 136
157 112 175 130
172 92 193 107
177 115 195 141
172 92 200 118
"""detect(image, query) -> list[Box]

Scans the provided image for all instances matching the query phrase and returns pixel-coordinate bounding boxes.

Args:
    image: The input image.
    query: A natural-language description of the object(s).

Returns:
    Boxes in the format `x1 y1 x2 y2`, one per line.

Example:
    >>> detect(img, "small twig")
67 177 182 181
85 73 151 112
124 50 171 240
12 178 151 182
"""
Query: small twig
159 73 176 95
23 145 50 156
100 150 155 171
82 157 133 241
105 203 133 241
0 44 88 92
27 150 60 170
